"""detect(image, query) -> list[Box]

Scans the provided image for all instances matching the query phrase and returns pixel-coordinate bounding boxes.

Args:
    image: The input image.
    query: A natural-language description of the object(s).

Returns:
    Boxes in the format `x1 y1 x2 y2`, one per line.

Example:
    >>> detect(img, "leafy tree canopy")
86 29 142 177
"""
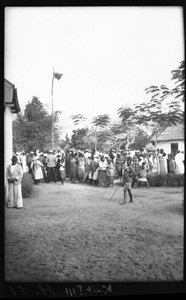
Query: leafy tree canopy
13 97 62 152
171 60 185 102
92 114 110 128
24 96 48 121
70 127 90 150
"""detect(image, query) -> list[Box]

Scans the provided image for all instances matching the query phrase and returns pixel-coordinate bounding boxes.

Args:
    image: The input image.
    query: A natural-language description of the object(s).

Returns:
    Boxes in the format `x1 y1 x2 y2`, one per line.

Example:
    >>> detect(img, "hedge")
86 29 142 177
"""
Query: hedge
21 172 33 198
146 173 184 187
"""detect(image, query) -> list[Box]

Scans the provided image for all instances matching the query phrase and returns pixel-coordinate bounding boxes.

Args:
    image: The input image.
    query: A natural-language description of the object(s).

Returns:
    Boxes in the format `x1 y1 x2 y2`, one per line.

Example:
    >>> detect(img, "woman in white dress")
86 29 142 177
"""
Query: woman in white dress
33 156 43 184
175 151 184 174
20 152 28 173
92 155 99 186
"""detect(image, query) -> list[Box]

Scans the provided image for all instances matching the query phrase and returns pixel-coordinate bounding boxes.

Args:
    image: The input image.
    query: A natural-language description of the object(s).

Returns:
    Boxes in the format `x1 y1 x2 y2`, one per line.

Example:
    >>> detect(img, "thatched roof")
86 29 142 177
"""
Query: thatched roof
157 124 184 141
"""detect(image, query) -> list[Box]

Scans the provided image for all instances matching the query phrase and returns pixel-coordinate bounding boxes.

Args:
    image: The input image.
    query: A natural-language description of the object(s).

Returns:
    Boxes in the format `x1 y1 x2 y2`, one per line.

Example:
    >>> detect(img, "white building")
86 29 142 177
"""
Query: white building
156 124 184 155
4 79 20 188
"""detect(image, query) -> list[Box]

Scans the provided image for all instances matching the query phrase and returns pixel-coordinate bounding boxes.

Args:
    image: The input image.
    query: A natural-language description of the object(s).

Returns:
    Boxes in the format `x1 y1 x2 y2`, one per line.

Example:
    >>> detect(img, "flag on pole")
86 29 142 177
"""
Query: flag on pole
54 72 63 80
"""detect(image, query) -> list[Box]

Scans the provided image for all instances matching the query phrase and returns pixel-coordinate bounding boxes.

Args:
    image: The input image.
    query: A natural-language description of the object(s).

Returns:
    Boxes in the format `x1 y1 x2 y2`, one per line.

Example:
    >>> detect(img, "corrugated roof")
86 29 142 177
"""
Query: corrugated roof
157 124 184 141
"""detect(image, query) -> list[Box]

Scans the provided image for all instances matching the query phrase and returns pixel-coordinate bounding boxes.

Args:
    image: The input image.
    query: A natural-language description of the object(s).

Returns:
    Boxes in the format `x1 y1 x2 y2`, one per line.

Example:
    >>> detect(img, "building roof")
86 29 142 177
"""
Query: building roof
44 143 62 151
157 124 184 141
4 79 20 113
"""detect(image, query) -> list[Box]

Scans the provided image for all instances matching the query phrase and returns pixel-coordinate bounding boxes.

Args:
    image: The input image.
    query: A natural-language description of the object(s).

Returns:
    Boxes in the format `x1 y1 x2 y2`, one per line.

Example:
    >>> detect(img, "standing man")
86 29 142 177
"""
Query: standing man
6 155 24 209
46 150 57 183
120 157 137 205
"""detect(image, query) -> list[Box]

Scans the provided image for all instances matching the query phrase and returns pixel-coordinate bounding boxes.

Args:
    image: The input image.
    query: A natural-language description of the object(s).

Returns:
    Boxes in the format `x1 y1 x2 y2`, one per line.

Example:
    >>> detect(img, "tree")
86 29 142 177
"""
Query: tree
13 97 62 152
118 85 183 173
117 106 136 150
70 114 87 126
70 127 90 150
129 128 151 151
171 60 185 102
91 114 110 151
24 96 48 121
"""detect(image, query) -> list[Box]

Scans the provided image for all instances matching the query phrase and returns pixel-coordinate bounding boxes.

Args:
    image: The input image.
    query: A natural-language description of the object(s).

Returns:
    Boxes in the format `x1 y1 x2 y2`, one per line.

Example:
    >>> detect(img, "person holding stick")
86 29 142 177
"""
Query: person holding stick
120 157 137 205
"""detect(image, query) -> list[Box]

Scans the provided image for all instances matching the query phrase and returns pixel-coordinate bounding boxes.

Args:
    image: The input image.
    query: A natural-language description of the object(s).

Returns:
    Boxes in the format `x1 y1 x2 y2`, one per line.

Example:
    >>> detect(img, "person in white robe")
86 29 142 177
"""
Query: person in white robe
33 156 43 184
6 155 23 209
175 151 184 174
92 155 99 186
20 152 28 173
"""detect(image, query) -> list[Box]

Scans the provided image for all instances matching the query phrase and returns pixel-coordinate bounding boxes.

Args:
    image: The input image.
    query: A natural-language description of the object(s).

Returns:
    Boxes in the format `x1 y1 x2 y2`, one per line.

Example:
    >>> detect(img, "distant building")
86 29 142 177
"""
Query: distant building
156 124 184 155
4 79 20 186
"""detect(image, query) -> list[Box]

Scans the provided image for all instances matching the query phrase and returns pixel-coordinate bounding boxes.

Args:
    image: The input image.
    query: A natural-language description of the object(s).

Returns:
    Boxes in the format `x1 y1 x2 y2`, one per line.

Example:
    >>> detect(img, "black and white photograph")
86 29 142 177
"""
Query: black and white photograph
3 5 185 296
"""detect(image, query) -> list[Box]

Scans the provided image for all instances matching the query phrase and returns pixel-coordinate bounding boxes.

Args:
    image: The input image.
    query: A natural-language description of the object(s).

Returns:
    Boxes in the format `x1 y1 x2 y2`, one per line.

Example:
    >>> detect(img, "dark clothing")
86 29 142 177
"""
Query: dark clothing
169 158 176 174
132 155 140 172
123 165 137 183
47 167 57 183
98 170 107 187
109 150 115 163
56 158 62 181
115 158 123 177
26 154 33 174
65 154 71 177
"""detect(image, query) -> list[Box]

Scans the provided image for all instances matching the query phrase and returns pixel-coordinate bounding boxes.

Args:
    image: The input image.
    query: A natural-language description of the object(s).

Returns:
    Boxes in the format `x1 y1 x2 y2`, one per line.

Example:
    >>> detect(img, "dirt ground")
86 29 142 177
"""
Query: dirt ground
5 179 184 282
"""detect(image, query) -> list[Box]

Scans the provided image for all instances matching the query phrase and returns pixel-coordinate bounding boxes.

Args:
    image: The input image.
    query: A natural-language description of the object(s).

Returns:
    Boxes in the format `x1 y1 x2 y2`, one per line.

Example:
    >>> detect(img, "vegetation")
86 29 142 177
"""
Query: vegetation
21 173 33 198
13 97 62 152
147 173 184 187
71 127 90 150
171 60 185 102
13 61 184 154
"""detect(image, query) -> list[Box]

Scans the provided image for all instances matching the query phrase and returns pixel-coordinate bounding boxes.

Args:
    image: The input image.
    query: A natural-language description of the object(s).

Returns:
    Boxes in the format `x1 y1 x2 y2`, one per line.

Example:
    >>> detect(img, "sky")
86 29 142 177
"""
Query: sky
5 6 184 138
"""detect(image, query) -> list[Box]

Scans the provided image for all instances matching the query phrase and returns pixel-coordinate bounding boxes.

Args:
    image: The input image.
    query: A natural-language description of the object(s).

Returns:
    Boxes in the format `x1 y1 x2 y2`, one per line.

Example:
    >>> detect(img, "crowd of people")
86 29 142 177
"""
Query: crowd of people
5 147 184 208
10 147 185 187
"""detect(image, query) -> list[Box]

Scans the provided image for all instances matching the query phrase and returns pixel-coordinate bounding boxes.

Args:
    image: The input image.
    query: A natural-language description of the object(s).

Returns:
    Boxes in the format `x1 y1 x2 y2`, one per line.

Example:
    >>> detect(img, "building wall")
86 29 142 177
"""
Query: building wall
4 106 13 186
157 140 184 154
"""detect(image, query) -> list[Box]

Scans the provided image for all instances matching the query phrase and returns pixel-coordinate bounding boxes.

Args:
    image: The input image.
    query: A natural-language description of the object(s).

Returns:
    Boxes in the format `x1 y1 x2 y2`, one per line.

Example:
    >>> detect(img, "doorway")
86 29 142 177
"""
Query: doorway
171 143 178 155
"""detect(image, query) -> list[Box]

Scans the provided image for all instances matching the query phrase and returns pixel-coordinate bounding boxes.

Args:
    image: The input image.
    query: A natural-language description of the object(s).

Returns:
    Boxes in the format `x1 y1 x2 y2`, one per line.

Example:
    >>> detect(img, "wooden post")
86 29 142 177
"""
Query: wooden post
51 68 54 150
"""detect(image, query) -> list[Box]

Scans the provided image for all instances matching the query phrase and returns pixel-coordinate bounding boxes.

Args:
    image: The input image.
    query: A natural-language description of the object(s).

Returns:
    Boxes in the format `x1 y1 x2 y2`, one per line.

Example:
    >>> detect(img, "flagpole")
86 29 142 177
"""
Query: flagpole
51 68 54 151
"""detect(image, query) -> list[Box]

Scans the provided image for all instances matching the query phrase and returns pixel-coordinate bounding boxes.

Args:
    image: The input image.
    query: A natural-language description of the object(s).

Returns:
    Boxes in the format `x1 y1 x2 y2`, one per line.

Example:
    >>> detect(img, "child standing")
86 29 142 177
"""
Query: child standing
120 158 137 205
137 162 149 188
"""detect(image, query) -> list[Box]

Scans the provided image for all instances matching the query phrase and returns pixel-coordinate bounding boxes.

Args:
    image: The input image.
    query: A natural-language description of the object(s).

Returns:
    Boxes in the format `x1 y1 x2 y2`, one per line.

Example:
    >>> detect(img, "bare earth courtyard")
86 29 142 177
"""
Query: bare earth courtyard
5 181 184 282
